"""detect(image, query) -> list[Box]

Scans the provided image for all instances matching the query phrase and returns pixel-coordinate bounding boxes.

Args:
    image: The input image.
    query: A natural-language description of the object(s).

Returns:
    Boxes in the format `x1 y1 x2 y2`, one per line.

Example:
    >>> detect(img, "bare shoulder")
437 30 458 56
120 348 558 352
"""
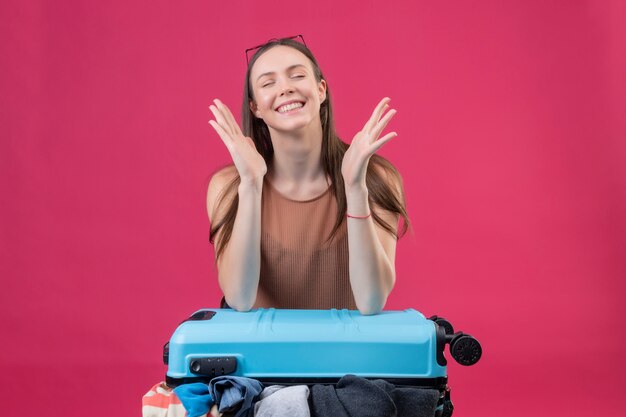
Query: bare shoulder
207 165 239 222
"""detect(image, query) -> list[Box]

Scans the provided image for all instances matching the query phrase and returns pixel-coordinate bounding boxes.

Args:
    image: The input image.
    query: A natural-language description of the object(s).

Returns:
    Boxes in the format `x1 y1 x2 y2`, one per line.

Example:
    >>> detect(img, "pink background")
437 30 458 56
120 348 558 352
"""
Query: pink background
1 1 625 416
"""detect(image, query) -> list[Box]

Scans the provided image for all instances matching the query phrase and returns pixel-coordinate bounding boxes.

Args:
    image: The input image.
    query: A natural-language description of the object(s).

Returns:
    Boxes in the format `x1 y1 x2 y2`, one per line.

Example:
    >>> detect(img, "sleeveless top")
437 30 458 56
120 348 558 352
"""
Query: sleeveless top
253 176 358 309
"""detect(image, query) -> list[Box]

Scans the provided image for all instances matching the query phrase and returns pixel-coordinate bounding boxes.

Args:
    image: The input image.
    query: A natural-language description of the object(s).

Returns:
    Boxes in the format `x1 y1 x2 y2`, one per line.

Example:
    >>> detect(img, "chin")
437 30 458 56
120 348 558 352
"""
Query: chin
269 115 316 133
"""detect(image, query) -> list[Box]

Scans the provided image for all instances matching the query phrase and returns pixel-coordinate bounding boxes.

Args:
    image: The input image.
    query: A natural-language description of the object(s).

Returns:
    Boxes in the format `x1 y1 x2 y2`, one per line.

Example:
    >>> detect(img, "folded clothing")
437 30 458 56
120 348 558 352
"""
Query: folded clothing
143 382 219 417
254 385 311 417
310 374 440 417
208 376 264 417
143 382 188 417
149 374 439 417
174 382 214 417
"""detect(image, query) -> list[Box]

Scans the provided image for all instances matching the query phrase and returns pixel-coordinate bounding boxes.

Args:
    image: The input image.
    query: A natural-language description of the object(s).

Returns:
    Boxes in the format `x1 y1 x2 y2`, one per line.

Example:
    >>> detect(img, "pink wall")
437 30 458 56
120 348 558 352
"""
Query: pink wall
1 1 625 416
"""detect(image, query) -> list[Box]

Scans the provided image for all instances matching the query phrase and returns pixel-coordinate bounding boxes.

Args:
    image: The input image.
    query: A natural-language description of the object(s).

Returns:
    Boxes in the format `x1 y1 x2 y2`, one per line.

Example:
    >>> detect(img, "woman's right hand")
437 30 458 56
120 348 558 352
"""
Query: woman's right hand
209 99 267 183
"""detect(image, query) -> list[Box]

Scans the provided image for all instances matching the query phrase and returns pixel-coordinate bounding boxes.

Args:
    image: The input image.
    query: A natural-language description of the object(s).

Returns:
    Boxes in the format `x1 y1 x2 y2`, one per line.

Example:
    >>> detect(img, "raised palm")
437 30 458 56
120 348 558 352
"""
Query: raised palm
341 97 397 187
208 99 267 182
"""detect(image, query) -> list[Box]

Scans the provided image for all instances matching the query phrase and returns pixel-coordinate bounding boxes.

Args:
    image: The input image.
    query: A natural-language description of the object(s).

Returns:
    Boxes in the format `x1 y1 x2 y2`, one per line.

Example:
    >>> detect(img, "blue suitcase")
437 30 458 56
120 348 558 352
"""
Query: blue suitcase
163 308 481 416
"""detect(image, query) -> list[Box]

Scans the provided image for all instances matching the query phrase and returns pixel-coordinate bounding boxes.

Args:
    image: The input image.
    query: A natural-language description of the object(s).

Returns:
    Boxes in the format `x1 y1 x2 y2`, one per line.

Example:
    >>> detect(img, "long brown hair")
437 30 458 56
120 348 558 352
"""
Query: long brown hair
210 38 410 260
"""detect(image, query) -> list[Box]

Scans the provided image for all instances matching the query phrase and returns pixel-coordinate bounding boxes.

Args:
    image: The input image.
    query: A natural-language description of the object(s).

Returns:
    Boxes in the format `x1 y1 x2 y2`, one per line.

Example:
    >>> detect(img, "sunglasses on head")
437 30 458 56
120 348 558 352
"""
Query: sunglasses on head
245 35 307 66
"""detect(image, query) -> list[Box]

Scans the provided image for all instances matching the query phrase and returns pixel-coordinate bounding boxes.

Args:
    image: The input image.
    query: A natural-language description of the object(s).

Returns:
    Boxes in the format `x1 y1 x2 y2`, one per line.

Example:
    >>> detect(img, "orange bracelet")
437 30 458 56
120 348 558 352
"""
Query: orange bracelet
346 212 371 219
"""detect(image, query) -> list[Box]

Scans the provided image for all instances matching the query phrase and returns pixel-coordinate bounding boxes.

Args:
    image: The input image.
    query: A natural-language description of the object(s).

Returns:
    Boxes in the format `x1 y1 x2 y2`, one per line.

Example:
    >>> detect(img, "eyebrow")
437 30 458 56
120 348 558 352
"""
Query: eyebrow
256 64 308 82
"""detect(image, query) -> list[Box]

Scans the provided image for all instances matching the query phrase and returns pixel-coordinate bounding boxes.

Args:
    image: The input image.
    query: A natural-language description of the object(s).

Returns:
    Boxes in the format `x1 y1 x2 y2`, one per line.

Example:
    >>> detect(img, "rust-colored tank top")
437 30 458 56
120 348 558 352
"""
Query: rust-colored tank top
253 177 357 309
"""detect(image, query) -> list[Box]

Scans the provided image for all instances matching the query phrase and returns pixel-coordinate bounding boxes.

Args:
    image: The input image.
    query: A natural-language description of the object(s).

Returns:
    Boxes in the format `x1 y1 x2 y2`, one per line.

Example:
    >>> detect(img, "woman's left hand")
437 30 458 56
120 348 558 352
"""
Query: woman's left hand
341 97 397 188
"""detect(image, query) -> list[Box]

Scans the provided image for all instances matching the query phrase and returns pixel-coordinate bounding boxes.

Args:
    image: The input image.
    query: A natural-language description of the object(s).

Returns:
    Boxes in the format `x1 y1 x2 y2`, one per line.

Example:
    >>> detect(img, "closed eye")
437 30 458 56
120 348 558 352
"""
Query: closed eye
261 74 304 87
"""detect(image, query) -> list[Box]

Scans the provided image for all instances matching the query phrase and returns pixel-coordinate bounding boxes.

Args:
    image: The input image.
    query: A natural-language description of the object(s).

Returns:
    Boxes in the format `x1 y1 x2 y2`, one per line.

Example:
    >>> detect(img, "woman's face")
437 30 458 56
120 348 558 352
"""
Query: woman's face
249 45 327 133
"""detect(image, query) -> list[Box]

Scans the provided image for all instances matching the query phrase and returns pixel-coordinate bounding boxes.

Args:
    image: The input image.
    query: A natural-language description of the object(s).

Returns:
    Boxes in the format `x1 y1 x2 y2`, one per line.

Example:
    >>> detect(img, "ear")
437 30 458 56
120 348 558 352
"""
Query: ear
249 100 261 118
318 79 327 103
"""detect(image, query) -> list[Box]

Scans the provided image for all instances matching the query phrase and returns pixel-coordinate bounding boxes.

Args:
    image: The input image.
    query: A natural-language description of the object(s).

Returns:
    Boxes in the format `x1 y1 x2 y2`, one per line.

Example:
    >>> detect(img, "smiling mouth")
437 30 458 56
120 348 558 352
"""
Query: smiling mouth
276 101 305 114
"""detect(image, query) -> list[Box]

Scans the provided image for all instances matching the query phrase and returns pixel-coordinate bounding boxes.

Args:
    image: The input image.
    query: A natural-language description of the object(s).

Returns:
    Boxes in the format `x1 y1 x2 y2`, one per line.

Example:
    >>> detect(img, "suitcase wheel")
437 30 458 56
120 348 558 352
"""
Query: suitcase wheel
450 334 482 366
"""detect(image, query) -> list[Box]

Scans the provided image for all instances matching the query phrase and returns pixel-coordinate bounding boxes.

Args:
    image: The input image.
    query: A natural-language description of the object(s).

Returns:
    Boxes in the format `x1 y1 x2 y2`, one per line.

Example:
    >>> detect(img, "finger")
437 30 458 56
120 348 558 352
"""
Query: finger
209 105 234 137
214 99 243 137
363 99 387 132
363 97 391 133
213 99 237 134
208 120 234 151
370 108 397 142
369 131 397 153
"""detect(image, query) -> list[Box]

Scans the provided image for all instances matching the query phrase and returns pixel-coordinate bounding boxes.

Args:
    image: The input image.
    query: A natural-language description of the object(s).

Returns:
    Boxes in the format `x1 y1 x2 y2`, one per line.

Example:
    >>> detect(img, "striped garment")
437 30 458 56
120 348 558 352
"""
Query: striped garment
142 382 219 417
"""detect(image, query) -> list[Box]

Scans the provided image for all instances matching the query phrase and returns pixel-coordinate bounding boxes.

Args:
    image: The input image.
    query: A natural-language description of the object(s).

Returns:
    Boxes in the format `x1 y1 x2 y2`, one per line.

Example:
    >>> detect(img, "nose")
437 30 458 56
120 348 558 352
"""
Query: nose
278 77 295 95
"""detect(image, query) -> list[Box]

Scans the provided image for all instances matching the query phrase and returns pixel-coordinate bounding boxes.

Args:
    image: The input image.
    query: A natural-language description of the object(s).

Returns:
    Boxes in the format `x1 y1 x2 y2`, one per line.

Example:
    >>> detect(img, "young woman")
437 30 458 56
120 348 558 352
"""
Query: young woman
207 36 409 315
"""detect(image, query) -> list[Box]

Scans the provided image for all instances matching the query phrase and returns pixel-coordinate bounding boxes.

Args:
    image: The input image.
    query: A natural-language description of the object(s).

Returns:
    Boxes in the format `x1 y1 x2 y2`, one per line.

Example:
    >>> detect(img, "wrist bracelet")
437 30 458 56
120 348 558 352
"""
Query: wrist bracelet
346 212 371 219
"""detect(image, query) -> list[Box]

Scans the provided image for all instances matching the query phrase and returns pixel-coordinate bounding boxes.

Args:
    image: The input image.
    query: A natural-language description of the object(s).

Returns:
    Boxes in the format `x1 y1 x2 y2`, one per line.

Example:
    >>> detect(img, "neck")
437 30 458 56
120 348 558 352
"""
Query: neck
268 121 326 183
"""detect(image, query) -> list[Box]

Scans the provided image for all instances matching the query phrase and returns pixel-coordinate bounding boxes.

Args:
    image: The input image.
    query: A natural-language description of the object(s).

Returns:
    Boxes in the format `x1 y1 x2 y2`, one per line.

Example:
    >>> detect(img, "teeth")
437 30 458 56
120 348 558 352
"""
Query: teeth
277 102 304 113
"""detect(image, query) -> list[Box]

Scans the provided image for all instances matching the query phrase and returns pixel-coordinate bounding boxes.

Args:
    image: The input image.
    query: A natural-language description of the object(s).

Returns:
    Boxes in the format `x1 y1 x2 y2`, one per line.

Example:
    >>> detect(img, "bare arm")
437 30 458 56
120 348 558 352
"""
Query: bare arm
342 97 400 315
207 171 263 311
345 183 399 315
207 99 267 311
